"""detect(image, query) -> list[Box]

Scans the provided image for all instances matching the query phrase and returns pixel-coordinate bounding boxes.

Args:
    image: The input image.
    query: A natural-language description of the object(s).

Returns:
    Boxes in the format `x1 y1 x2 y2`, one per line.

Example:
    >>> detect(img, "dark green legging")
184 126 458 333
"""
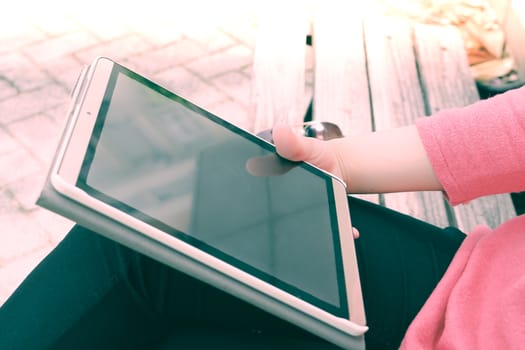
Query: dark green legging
0 197 465 349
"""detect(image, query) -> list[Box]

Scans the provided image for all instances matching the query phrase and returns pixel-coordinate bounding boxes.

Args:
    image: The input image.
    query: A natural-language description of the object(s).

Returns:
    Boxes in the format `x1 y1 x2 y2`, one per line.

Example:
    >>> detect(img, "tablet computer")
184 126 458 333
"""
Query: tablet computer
45 57 367 349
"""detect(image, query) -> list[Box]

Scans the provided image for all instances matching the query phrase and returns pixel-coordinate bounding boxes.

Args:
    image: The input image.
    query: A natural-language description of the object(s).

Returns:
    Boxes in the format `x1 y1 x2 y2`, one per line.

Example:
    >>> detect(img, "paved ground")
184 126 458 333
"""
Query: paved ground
0 1 273 306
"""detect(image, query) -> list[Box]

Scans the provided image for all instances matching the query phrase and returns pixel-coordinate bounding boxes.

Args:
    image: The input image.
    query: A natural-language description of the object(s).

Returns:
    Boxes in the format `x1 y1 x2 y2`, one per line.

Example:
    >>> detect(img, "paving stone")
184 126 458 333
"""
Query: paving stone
210 71 253 107
216 18 258 49
42 54 85 90
185 45 253 79
139 32 184 49
74 34 154 65
241 65 255 78
6 114 61 165
153 66 228 108
0 83 69 124
32 208 73 245
0 78 18 101
134 22 184 47
22 30 99 63
4 172 47 212
68 13 131 42
206 100 251 131
0 149 41 188
0 210 50 263
0 18 47 54
0 128 19 155
29 12 80 37
45 103 71 129
184 25 238 53
126 39 207 76
121 6 186 45
0 188 19 213
0 51 53 92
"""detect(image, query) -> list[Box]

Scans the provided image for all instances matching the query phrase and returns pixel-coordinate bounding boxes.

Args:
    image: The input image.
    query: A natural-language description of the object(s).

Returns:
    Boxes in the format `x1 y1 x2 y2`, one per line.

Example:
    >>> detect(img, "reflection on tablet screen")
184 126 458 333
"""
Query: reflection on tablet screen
77 69 349 318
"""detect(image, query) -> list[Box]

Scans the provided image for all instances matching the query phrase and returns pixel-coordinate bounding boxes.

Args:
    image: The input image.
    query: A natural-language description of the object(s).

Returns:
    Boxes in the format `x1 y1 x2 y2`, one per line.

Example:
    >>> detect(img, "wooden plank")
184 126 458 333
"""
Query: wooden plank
312 5 378 204
312 8 372 137
251 2 309 132
364 18 450 227
364 19 426 128
413 23 517 231
413 24 479 112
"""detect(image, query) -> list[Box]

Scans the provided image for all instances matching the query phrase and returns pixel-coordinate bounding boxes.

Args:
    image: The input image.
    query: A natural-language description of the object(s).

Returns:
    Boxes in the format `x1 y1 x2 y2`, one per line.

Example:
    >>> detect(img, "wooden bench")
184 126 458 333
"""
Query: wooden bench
250 7 516 233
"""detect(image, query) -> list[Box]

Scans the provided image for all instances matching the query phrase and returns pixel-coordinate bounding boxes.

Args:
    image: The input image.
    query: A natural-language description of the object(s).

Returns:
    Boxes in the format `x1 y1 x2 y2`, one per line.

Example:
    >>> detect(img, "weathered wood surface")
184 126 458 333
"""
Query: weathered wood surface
252 14 516 230
252 4 308 132
312 4 379 205
364 18 450 227
312 6 372 137
414 24 517 231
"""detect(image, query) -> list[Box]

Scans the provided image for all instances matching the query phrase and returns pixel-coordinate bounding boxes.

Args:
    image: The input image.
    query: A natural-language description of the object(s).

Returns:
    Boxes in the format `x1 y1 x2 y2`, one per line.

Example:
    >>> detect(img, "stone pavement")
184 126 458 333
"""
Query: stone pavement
0 1 269 306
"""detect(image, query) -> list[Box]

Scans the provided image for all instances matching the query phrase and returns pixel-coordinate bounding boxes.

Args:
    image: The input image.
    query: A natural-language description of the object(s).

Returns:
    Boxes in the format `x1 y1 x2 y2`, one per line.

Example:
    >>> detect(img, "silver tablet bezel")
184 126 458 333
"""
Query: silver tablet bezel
51 56 367 342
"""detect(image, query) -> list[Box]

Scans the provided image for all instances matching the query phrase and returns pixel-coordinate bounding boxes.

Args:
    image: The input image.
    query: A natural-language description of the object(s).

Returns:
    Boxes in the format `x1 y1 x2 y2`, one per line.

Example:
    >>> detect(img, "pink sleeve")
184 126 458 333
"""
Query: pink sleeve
416 86 525 205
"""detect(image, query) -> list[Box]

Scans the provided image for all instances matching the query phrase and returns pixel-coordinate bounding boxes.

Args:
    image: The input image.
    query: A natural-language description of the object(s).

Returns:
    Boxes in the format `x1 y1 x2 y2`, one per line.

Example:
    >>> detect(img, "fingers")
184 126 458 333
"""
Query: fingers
271 122 305 161
272 123 338 175
352 227 360 239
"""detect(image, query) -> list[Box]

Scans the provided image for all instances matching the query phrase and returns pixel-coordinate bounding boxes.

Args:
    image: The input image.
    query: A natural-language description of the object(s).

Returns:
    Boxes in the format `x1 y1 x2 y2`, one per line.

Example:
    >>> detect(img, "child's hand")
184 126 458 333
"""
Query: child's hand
272 123 347 185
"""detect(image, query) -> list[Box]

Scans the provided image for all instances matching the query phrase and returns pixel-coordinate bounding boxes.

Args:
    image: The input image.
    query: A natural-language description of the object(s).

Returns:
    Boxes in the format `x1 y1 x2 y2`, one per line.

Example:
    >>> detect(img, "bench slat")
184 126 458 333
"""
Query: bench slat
364 18 450 227
251 12 516 232
414 24 517 231
312 10 379 204
312 10 372 136
252 4 309 132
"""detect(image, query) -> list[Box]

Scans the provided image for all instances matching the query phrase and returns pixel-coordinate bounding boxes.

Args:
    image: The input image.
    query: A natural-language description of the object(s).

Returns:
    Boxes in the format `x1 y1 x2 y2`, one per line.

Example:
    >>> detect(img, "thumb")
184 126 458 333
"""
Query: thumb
272 123 340 176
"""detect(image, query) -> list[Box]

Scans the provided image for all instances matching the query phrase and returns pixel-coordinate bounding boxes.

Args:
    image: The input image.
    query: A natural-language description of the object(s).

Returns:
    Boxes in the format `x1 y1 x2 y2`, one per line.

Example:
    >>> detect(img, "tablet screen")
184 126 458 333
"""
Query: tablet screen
77 66 349 318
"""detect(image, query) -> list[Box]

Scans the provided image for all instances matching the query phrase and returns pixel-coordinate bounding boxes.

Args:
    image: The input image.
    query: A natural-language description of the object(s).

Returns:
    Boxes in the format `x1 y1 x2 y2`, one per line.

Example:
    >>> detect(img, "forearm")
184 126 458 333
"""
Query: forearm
332 125 443 194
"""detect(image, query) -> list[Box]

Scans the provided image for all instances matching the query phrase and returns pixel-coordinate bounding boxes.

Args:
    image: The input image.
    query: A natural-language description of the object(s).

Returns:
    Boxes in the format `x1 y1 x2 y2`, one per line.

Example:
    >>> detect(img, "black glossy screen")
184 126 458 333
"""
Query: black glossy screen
77 66 348 317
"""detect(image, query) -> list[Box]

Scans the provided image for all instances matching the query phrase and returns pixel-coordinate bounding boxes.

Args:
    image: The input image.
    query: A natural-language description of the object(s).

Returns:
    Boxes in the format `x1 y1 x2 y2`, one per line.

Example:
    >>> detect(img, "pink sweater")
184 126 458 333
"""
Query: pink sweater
400 87 525 349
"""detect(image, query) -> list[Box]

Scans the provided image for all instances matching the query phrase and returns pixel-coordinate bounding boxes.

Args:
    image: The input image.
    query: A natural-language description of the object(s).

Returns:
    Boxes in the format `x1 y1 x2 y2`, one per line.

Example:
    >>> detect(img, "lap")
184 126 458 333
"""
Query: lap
348 196 465 348
0 197 465 350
